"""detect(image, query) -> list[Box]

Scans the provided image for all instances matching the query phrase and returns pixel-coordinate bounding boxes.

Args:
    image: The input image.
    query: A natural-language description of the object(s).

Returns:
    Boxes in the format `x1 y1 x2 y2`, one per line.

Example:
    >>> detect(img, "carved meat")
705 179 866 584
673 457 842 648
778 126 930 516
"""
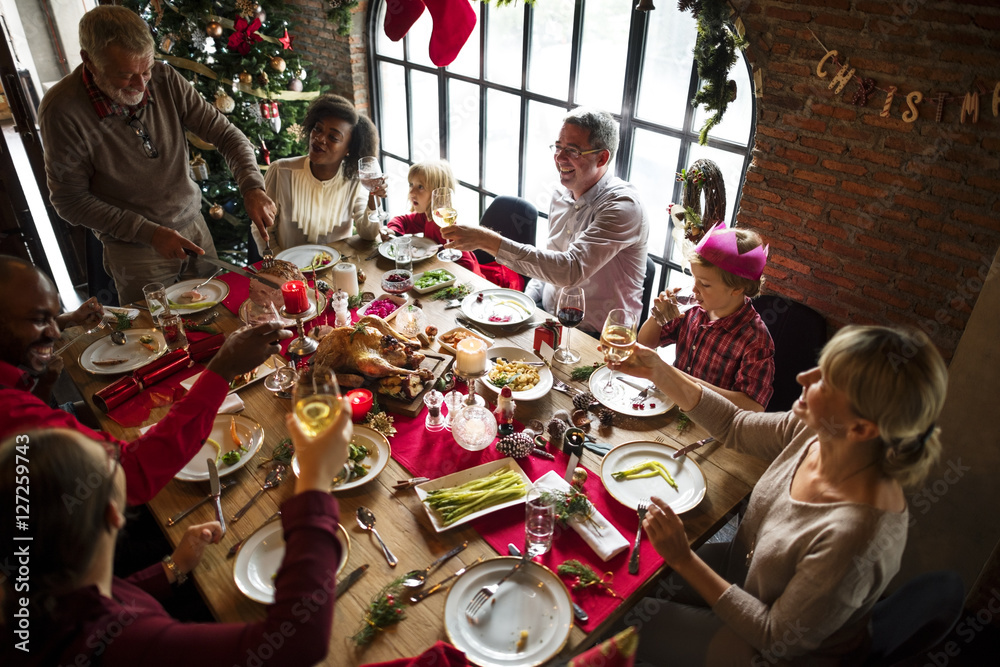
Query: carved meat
313 316 428 379
248 260 305 309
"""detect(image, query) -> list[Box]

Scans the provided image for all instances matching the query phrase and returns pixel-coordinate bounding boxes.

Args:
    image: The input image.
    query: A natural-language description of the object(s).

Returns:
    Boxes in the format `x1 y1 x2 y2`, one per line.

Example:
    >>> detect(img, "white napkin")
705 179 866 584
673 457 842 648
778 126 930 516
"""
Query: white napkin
137 394 244 435
534 470 629 562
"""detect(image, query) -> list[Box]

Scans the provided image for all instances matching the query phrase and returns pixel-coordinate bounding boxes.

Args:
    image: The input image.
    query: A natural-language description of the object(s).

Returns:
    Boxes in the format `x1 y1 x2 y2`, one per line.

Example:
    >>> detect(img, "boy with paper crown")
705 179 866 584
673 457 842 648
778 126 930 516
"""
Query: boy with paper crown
637 221 775 411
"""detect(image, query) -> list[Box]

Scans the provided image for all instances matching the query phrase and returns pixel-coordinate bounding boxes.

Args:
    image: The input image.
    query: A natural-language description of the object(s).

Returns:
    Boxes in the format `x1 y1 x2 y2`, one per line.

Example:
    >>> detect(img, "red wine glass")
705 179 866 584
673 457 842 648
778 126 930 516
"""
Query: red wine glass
554 286 585 364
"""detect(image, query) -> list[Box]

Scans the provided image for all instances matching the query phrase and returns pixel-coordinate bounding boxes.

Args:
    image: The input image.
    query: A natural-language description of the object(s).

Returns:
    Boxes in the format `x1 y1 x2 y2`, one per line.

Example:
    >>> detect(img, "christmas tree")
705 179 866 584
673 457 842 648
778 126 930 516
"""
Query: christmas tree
123 0 326 261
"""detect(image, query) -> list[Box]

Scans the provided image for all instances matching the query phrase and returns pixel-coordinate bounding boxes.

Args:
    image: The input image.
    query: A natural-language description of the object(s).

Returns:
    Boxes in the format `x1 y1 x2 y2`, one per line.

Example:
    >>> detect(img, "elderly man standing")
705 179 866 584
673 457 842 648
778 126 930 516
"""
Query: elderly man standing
38 6 276 304
442 108 648 334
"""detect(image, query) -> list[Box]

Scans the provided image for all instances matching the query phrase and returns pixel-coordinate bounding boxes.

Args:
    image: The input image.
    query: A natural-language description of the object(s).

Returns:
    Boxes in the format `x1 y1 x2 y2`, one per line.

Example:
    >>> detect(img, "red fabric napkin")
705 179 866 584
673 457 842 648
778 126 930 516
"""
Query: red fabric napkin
360 640 468 667
568 626 638 667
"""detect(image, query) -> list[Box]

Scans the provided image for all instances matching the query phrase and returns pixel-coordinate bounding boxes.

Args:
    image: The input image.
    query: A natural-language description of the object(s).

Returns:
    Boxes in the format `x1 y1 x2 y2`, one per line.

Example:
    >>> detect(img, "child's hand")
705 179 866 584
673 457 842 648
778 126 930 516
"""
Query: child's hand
651 288 682 326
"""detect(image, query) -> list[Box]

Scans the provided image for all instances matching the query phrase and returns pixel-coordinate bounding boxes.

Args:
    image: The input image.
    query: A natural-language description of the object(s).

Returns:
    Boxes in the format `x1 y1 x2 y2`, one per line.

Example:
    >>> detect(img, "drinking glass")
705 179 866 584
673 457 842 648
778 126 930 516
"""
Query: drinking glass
158 312 187 350
142 282 169 319
358 156 387 223
293 367 343 437
525 487 556 558
264 366 299 398
554 286 585 364
393 236 413 272
600 308 638 391
431 187 462 262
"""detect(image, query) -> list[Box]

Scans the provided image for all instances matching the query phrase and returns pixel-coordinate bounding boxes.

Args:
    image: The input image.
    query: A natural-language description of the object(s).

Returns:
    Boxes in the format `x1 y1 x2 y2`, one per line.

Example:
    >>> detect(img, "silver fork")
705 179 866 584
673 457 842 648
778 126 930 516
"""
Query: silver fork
628 500 649 575
54 320 108 355
552 379 580 396
464 557 527 620
261 236 275 269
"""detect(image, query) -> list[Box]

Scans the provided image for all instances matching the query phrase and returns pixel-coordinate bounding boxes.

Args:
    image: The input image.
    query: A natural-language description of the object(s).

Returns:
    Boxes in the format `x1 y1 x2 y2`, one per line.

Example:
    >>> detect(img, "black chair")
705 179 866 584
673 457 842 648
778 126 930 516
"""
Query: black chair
751 295 827 412
863 570 965 665
85 230 119 307
474 196 538 273
641 256 656 322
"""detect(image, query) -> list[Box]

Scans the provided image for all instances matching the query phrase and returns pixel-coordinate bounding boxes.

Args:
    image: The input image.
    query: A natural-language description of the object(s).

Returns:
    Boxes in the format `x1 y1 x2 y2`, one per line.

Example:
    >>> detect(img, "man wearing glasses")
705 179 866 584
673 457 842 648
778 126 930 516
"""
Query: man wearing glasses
37 6 277 304
442 107 648 334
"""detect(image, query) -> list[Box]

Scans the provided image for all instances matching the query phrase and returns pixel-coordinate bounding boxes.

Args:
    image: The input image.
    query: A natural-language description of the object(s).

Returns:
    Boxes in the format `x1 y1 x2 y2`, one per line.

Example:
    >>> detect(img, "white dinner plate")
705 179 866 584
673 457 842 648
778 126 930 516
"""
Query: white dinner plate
600 440 707 514
79 328 167 375
378 236 439 262
238 290 325 327
174 415 265 482
589 366 674 417
481 346 553 402
443 557 573 666
291 426 390 492
164 278 230 314
415 458 531 533
234 522 350 604
461 289 535 326
275 244 341 272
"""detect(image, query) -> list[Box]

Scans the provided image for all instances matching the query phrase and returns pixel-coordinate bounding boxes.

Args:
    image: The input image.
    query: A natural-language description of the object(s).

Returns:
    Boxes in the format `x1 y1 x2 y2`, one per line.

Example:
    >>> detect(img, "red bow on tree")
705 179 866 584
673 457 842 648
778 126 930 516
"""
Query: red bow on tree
228 16 263 56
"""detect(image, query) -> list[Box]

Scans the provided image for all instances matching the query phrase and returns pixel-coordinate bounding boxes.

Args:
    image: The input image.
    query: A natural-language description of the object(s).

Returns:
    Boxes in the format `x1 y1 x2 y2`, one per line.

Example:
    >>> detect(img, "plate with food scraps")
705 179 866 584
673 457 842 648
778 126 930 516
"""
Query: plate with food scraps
443 557 573 667
415 458 531 533
437 326 492 357
481 346 553 402
599 440 707 514
275 244 341 273
290 425 390 492
174 414 265 482
79 328 167 375
164 278 229 314
238 289 325 326
356 293 409 322
461 288 535 326
180 354 288 394
234 521 349 604
589 366 674 417
412 268 456 294
378 236 440 263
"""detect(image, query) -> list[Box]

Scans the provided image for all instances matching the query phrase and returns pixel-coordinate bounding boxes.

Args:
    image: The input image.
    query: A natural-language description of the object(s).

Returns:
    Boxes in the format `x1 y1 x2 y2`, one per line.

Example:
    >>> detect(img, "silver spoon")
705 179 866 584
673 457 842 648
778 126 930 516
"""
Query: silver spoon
232 465 286 522
110 330 127 345
401 541 468 589
356 506 398 567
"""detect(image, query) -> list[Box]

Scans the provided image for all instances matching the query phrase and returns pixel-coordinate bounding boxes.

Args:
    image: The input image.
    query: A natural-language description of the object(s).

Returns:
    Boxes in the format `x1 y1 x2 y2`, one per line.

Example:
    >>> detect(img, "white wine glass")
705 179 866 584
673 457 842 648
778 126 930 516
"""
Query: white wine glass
293 367 343 437
358 156 387 224
600 308 638 392
554 286 585 364
431 187 462 262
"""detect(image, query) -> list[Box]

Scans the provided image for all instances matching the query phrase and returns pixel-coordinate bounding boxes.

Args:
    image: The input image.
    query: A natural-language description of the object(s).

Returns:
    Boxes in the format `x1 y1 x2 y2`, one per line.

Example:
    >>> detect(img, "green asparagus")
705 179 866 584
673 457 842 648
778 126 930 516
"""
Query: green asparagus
423 468 527 525
611 460 679 491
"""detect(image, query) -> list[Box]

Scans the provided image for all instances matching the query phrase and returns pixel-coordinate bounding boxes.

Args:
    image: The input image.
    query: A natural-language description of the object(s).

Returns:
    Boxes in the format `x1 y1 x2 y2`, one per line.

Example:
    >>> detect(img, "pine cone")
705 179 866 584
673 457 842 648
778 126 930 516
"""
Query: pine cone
496 432 534 459
573 391 597 412
547 417 568 443
597 407 615 427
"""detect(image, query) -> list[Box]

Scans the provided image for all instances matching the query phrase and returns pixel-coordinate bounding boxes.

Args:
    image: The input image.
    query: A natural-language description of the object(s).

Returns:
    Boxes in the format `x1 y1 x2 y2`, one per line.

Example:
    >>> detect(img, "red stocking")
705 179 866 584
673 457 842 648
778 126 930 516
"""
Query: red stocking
383 0 425 42
425 0 476 67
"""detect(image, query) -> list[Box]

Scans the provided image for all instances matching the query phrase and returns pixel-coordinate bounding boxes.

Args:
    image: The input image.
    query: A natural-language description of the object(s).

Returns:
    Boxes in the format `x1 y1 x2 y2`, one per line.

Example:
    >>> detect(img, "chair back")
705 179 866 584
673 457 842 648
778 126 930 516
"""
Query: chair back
751 295 826 411
864 570 964 665
473 196 538 266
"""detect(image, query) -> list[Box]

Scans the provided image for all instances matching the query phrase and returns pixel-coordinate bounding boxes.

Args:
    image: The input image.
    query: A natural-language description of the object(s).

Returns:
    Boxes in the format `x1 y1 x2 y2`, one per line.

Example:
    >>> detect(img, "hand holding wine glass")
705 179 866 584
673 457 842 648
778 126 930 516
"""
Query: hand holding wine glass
358 157 387 223
431 187 462 262
293 367 343 437
554 286 585 364
600 309 638 391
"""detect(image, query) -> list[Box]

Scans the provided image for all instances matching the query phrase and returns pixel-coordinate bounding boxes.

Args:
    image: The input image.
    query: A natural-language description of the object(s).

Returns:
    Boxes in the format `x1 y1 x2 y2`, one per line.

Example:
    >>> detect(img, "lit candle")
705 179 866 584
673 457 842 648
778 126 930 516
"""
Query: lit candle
331 262 359 297
346 388 374 422
281 280 309 314
456 337 487 375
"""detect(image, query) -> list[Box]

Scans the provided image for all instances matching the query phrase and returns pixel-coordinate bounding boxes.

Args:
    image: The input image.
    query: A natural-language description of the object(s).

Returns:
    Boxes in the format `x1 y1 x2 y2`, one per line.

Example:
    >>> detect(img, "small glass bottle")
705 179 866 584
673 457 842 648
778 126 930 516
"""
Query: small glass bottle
443 390 464 431
424 390 444 432
495 386 515 436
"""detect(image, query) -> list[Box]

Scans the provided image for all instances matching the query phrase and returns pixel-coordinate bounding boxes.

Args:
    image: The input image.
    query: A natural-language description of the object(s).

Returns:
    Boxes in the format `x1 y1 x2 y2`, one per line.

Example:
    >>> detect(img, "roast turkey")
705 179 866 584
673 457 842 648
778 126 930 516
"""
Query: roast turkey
313 316 431 380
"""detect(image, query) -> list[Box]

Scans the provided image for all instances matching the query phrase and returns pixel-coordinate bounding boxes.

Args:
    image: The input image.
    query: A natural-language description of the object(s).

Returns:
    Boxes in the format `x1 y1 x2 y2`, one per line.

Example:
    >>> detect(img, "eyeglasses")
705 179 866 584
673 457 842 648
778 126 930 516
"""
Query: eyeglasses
101 439 122 477
549 144 604 159
126 114 159 158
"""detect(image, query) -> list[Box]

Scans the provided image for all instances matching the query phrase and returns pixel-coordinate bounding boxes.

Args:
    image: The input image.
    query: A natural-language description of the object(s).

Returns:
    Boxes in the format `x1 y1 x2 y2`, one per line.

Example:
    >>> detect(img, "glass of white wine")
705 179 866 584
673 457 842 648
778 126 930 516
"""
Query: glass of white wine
358 156 387 224
293 367 343 437
600 308 638 391
431 187 462 262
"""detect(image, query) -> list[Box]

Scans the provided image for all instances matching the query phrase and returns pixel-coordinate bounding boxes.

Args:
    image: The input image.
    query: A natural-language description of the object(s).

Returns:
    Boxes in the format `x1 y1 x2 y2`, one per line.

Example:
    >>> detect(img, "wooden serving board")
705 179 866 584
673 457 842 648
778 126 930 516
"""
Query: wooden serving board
376 351 454 417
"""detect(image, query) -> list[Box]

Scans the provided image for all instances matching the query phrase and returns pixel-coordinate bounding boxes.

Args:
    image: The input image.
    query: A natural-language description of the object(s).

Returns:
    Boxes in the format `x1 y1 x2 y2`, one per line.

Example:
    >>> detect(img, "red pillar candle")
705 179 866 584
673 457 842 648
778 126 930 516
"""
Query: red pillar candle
281 280 309 314
346 388 374 422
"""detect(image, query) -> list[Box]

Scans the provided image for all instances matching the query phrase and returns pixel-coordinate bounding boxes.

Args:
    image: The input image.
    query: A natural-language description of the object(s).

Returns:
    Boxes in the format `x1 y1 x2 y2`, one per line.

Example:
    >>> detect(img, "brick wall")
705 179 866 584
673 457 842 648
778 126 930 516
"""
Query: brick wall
735 0 1000 360
284 0 371 114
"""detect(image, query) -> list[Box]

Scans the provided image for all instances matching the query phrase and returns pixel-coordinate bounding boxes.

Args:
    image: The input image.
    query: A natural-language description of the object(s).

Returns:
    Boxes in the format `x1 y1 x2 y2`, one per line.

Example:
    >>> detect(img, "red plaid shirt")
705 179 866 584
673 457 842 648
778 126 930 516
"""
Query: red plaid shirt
658 298 775 408
81 65 152 119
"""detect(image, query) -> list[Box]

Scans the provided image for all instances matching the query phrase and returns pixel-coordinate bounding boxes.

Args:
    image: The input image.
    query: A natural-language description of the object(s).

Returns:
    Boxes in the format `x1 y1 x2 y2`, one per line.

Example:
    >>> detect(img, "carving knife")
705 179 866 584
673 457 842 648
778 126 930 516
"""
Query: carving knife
184 250 283 290
208 457 226 538
335 564 370 597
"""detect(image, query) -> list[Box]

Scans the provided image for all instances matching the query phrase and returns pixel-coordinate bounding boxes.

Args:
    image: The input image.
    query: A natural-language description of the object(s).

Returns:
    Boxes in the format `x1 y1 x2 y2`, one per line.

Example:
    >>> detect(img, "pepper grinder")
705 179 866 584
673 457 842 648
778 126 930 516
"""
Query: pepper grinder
423 390 445 432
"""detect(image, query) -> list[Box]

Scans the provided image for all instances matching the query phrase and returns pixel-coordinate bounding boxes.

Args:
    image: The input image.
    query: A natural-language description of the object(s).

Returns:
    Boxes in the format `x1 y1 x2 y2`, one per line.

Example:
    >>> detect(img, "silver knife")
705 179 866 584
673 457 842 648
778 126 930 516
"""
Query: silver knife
335 564 369 597
507 543 589 622
185 250 284 290
409 557 482 604
618 376 658 396
166 479 234 526
455 317 494 341
673 436 715 459
207 458 226 538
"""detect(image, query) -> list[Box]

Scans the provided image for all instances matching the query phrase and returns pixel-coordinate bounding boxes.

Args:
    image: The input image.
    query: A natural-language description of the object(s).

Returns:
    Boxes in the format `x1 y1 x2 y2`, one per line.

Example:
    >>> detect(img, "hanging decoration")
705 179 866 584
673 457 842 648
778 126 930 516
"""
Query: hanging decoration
258 137 270 165
278 27 295 50
325 1 361 37
382 0 477 67
269 56 286 73
235 0 257 17
205 21 223 38
190 153 209 181
214 90 235 113
287 78 303 92
668 159 726 242
238 70 253 85
209 203 225 220
228 16 263 56
160 33 176 53
287 123 305 142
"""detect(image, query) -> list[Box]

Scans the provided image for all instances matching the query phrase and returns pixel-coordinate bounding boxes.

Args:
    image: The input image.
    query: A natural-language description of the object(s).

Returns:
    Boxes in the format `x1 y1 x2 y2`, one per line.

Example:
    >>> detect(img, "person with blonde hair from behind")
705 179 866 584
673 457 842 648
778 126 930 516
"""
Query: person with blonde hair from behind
638 221 774 411
609 325 947 666
387 160 482 276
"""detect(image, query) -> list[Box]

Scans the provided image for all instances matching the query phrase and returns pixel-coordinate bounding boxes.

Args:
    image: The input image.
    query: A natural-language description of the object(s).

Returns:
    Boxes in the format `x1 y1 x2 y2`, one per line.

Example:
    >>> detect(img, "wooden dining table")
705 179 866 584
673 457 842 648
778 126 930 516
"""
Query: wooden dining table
62 236 769 666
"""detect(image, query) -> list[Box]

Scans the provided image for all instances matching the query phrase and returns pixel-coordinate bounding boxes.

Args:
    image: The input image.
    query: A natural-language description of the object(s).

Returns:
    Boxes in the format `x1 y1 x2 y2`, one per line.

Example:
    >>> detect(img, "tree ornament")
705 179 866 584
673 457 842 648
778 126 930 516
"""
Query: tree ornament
573 391 597 412
209 203 224 219
278 28 295 51
287 78 303 92
259 137 270 165
496 432 534 459
287 122 305 142
571 466 589 488
214 91 235 113
364 397 397 437
256 10 267 24
190 153 209 181
239 71 253 85
236 0 257 18
160 33 177 54
269 56 287 73
205 21 223 38
257 70 269 86
228 16 263 56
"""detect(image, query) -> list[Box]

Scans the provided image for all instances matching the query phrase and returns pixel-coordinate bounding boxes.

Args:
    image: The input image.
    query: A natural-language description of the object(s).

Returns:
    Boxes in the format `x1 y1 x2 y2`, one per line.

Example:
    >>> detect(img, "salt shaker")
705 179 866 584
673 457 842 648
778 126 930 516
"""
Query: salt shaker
424 390 444 432
443 390 464 431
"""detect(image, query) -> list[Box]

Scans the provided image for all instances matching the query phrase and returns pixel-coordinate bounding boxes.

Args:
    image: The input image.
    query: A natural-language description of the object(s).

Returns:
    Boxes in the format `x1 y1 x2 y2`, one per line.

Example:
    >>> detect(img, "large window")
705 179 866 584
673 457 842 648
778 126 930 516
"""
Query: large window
368 1 755 306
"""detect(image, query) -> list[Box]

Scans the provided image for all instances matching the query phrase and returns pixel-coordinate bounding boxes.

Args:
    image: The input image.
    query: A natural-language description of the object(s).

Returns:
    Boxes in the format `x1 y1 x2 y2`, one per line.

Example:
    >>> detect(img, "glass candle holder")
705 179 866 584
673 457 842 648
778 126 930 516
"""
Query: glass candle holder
451 404 498 451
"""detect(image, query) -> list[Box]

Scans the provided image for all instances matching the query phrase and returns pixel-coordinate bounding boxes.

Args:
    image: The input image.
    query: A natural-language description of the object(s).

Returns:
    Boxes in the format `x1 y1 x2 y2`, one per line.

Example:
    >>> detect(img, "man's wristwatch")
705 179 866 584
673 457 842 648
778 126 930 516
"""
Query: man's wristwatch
162 555 188 585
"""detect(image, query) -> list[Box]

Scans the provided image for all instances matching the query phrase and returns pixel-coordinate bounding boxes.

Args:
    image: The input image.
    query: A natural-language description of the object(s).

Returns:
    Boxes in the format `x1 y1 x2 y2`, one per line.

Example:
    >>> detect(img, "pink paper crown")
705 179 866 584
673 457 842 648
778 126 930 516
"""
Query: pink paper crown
694 221 769 280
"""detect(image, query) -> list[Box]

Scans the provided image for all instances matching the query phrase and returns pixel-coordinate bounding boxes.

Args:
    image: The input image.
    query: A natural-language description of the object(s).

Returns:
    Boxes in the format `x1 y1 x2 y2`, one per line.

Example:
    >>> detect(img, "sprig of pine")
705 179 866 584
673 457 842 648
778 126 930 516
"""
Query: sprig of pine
114 311 132 331
676 412 692 434
557 559 621 598
430 283 473 301
570 363 604 382
351 576 407 645
540 489 602 534
348 292 364 309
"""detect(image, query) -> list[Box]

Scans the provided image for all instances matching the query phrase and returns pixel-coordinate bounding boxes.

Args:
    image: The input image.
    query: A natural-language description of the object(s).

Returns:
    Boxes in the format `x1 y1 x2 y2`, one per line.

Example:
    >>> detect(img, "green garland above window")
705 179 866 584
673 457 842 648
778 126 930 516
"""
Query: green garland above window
679 0 748 144
325 0 360 36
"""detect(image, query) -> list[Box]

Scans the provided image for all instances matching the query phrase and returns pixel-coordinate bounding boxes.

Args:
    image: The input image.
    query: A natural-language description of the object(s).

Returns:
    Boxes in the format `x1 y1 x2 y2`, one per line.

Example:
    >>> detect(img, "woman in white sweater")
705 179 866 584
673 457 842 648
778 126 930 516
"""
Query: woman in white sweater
610 326 947 665
252 94 385 255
